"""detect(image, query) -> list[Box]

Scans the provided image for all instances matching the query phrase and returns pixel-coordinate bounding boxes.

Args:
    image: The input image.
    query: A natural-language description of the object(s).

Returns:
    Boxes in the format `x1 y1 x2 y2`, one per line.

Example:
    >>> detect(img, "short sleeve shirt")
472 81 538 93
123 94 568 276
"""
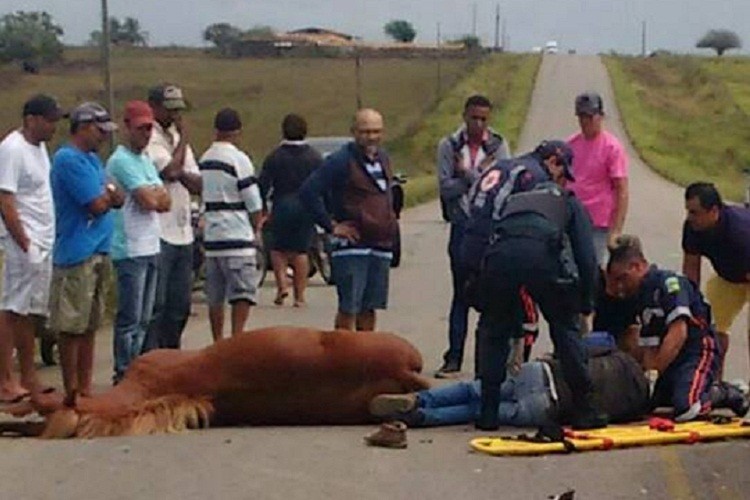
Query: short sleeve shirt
106 145 163 260
567 130 628 229
51 145 113 266
636 266 712 349
0 130 55 248
682 205 750 283
145 122 199 245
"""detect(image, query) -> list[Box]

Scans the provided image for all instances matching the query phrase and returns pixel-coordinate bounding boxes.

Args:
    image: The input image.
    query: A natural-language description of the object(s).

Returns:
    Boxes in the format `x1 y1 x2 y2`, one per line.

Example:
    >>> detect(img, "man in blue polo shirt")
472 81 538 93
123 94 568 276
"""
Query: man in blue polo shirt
681 182 750 374
50 102 123 399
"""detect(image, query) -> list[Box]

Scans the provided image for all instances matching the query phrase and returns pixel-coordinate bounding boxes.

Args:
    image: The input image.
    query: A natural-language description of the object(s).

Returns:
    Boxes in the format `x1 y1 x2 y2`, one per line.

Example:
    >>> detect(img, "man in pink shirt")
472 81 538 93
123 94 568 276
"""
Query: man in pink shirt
567 92 629 266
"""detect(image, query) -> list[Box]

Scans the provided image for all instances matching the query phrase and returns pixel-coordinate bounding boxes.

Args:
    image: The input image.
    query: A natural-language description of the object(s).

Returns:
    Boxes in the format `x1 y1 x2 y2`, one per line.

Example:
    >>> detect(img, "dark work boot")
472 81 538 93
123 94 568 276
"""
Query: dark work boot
475 384 501 431
711 382 750 417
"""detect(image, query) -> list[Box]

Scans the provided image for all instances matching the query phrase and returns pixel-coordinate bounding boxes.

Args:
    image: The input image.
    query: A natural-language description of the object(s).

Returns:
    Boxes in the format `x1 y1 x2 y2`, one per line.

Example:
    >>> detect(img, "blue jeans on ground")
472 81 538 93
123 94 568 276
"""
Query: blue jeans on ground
113 255 159 382
417 362 553 426
144 241 193 351
443 222 471 367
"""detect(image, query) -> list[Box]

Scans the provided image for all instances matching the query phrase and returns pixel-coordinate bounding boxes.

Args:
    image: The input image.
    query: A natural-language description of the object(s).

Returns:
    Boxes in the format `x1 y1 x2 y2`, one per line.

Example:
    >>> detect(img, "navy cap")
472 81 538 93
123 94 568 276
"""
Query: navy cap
22 94 63 120
214 108 242 132
575 92 604 116
535 140 575 181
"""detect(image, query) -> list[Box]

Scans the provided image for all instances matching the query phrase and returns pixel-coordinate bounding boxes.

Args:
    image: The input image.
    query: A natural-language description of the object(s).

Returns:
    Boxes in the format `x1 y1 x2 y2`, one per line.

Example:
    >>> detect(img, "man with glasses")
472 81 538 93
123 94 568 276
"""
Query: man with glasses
50 102 124 400
106 101 171 384
0 95 62 403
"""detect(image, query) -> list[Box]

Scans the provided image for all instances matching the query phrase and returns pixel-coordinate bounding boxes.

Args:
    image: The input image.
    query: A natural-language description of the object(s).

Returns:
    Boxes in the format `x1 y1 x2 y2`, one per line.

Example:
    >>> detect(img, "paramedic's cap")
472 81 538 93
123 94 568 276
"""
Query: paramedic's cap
68 102 118 132
536 140 574 181
22 94 63 120
148 84 187 110
214 108 242 132
575 92 604 115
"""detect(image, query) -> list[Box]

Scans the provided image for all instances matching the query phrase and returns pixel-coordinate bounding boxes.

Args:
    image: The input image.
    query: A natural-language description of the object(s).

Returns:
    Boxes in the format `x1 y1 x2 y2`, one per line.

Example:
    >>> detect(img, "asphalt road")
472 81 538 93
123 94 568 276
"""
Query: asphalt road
1 55 748 500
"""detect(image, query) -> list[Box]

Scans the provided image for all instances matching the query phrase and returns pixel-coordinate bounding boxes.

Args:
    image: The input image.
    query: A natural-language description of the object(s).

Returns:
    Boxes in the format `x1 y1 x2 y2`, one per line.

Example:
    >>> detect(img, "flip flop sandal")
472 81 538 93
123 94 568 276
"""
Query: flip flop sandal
0 392 31 404
273 291 289 306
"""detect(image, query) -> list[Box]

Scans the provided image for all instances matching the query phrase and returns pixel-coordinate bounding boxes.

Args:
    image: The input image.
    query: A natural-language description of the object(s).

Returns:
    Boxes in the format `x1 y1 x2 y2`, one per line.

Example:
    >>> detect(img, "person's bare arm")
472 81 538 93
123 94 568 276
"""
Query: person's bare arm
177 170 202 195
158 117 189 182
132 185 171 213
608 177 629 248
87 184 126 215
643 320 688 373
0 191 29 251
682 253 702 286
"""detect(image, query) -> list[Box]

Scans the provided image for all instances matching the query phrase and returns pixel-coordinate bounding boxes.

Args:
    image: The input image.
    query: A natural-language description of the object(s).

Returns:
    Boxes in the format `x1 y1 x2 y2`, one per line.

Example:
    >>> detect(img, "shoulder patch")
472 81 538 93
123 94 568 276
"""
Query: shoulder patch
480 169 502 192
665 276 681 294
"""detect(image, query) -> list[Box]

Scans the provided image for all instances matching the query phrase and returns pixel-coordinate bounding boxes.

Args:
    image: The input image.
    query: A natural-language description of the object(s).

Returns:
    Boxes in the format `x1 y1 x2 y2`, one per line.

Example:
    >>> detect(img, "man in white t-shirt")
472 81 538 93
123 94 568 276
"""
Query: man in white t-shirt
143 84 202 350
0 94 63 403
199 108 263 341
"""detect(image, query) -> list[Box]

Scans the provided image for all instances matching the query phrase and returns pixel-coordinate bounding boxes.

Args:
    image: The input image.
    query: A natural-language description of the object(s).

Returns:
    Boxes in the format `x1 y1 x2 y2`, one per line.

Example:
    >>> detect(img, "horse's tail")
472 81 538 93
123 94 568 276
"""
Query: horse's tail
42 395 215 439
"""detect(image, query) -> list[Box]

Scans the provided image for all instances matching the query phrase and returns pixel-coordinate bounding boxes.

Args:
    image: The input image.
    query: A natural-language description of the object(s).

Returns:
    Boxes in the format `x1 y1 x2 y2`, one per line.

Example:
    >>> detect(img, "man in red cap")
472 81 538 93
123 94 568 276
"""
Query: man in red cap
106 101 171 384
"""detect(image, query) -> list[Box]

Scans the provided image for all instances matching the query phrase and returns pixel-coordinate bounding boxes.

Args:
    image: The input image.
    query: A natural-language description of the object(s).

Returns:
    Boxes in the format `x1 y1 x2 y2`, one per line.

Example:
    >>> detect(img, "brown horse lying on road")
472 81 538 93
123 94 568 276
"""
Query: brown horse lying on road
0 327 429 438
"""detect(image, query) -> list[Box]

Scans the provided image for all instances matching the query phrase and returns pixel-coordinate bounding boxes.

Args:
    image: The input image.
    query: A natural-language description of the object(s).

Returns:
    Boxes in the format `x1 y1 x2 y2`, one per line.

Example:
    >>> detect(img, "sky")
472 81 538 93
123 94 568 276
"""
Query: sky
3 0 749 55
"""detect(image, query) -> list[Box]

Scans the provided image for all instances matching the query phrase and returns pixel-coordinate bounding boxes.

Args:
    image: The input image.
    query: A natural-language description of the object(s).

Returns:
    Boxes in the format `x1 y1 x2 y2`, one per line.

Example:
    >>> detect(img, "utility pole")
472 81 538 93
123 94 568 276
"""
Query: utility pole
494 4 500 51
436 22 442 100
354 48 363 109
472 3 477 38
641 20 647 57
101 0 115 149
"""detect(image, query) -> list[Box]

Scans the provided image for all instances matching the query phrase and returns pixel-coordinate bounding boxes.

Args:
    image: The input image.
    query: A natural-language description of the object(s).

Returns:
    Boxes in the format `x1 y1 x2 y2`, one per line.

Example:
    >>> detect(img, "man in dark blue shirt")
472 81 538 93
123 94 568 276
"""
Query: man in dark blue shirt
681 182 750 375
467 140 604 431
609 235 724 421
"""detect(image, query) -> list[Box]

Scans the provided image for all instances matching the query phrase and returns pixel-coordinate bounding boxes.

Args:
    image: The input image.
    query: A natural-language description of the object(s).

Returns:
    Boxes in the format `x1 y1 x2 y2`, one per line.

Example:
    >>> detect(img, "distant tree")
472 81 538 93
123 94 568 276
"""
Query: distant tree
696 29 742 56
453 35 481 50
243 25 275 40
203 22 242 56
89 17 148 47
384 20 416 43
0 11 64 64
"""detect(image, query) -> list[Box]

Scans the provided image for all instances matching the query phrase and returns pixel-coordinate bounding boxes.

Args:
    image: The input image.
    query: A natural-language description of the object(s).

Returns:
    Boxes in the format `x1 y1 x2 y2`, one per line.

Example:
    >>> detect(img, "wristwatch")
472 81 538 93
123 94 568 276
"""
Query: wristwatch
106 183 117 194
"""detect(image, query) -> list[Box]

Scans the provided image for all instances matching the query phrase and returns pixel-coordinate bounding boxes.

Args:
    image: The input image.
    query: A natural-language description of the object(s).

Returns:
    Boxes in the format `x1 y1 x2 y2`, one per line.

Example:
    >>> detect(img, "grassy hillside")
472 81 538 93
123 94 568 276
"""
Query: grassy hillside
0 47 473 160
391 53 542 205
604 55 750 201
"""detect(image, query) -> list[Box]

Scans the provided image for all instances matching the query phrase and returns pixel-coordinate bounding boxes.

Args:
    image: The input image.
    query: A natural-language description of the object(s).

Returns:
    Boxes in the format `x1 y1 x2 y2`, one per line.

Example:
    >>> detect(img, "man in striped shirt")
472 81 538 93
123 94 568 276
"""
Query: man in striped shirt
300 109 397 332
199 108 263 341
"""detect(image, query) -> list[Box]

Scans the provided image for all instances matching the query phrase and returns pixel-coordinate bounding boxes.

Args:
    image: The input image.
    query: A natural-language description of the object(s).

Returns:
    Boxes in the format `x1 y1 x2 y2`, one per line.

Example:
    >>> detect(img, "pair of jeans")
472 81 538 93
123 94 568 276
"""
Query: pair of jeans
113 255 159 382
416 362 554 427
443 222 471 367
143 241 193 351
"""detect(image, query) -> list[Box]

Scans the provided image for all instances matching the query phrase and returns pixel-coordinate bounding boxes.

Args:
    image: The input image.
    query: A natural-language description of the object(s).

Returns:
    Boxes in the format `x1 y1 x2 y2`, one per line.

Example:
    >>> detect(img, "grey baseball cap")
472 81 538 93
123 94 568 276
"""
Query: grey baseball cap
575 92 604 115
68 102 118 132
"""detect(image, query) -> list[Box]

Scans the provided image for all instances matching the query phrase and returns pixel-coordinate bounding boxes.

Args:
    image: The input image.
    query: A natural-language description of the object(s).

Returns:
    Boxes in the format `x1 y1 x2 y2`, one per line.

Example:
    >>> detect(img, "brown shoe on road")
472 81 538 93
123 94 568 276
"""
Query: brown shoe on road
369 393 418 417
364 421 408 449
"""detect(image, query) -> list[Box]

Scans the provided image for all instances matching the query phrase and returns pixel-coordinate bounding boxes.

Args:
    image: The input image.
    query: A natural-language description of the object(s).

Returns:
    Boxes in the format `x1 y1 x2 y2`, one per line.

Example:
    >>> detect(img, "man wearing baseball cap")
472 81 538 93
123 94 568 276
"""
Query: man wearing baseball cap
459 139 604 431
567 91 629 267
0 94 62 403
144 84 201 351
50 102 124 400
106 100 171 384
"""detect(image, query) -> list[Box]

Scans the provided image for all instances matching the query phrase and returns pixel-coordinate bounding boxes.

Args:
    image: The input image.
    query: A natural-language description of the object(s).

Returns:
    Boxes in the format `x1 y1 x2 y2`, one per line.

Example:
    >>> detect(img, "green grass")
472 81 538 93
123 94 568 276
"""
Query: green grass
393 53 542 206
604 55 750 201
0 47 473 160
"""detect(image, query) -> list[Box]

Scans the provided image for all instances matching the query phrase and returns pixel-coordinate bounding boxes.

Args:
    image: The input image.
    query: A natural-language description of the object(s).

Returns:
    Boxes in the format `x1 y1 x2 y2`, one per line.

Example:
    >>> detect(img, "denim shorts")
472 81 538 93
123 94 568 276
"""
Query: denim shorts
205 255 258 306
332 252 390 314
